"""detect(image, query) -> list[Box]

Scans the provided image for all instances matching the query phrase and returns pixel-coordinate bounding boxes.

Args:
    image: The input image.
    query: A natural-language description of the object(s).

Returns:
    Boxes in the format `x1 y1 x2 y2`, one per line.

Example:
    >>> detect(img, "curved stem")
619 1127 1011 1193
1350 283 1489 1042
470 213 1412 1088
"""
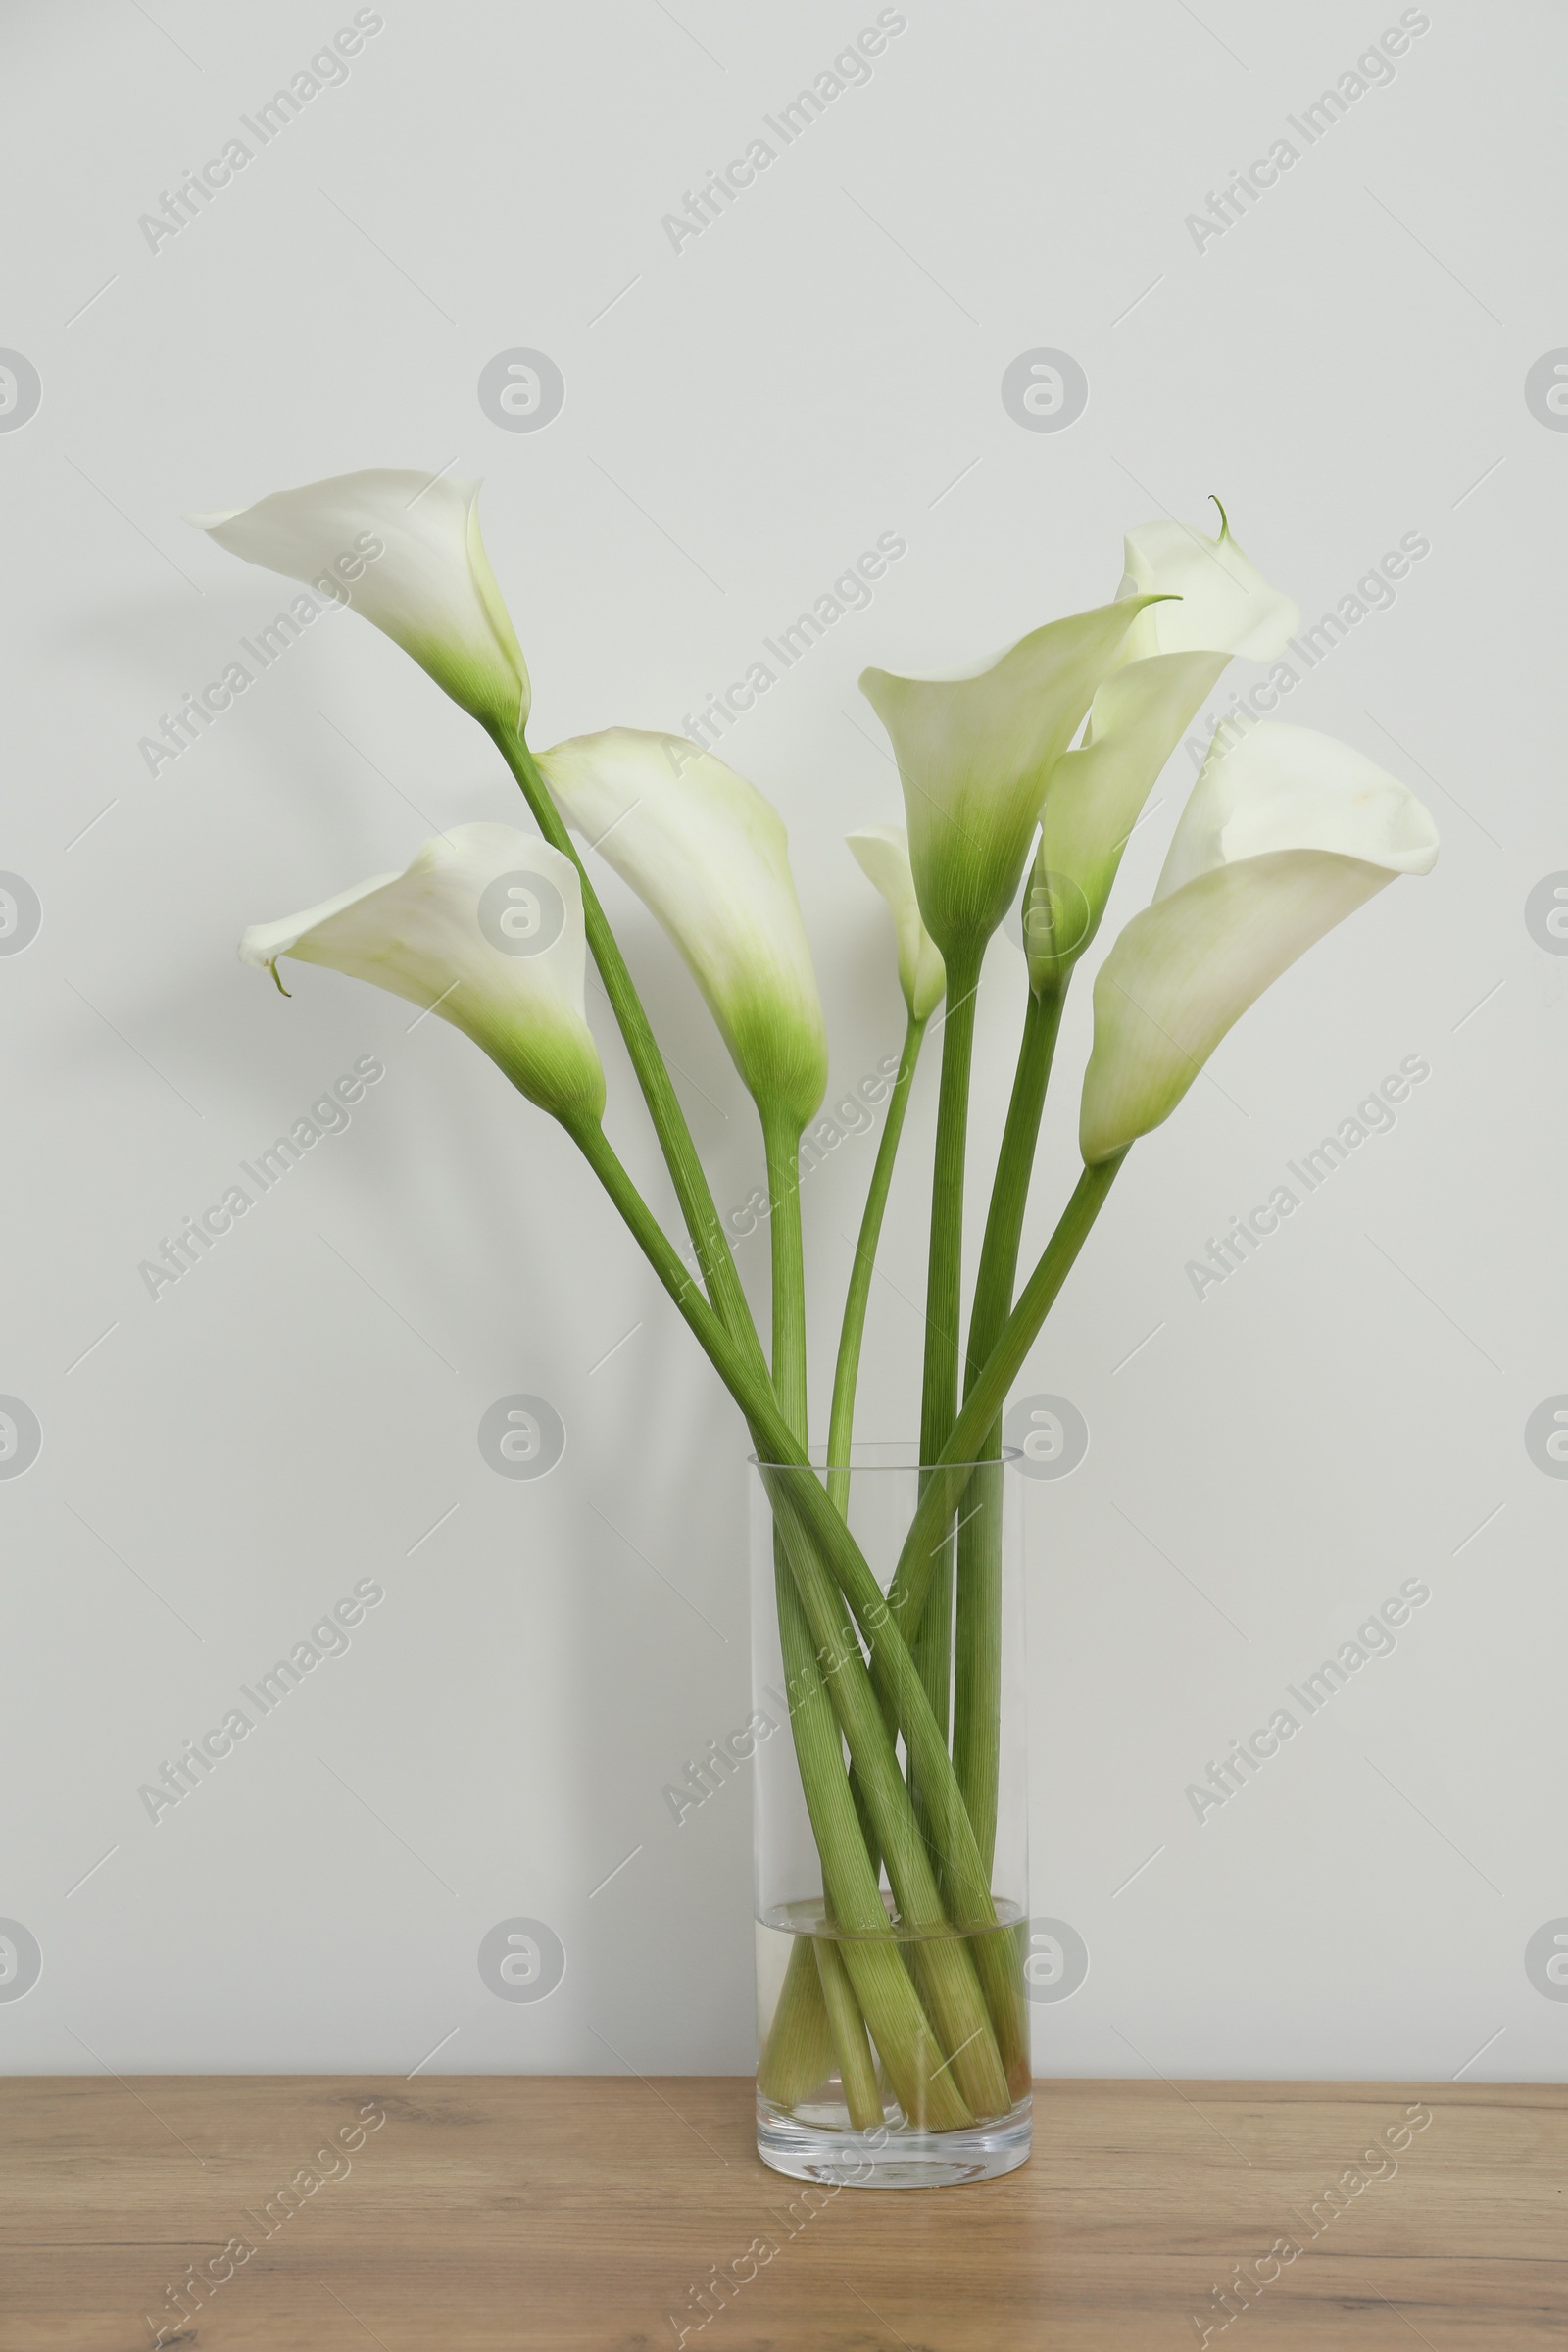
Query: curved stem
826 1013 926 1515
952 976 1066 1868
822 1014 924 1882
962 979 1067 1403
487 722 767 1386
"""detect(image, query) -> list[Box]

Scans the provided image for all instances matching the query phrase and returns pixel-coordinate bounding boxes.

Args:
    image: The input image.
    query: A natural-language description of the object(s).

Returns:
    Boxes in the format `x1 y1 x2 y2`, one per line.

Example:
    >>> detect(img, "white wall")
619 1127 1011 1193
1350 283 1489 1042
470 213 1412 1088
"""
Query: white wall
2 0 1562 2083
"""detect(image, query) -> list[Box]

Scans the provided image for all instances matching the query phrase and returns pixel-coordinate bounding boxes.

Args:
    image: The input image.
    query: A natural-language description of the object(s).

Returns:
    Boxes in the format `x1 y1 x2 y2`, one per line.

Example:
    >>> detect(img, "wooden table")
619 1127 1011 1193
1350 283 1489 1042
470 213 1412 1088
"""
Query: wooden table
2 2076 1560 2348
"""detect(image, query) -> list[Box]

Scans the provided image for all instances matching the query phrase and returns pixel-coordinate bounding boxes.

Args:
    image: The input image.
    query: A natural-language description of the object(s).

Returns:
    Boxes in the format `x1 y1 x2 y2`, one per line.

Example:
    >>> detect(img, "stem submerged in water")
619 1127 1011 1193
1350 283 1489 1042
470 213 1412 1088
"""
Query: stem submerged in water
814 1936 883 2131
757 1934 834 2110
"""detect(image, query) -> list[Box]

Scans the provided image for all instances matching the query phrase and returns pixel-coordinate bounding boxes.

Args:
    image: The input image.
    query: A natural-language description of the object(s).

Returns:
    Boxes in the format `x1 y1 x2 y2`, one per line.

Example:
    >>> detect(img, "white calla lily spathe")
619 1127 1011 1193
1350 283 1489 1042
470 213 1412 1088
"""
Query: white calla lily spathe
1033 507 1300 986
191 470 530 735
859 598 1156 969
1113 506 1299 666
847 826 946 1022
1078 721 1438 1164
538 727 828 1134
240 825 604 1130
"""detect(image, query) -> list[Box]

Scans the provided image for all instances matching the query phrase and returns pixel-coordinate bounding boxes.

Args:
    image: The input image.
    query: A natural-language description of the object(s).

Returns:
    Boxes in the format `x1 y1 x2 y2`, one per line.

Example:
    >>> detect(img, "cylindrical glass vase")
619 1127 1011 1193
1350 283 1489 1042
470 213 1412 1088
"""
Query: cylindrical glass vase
748 1442 1030 2189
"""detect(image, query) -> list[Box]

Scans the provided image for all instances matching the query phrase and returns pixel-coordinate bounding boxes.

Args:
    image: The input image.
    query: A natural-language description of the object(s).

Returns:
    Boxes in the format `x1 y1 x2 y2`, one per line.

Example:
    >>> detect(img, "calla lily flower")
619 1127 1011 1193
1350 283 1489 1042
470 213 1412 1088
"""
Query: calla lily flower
1033 507 1300 987
859 599 1157 969
847 826 946 1022
537 728 828 1134
1113 506 1299 667
240 825 604 1130
1079 722 1438 1164
191 470 530 736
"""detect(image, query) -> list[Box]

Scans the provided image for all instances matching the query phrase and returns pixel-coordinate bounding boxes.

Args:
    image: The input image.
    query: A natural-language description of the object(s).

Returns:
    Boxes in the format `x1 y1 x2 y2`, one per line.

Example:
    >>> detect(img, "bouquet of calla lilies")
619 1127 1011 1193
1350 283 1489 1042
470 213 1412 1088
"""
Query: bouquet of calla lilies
198 471 1437 2157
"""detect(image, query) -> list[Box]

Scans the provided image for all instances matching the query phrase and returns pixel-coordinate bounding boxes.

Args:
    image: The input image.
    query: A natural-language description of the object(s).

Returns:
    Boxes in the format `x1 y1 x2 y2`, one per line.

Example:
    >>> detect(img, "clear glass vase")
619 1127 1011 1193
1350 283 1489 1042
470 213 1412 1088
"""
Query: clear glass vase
748 1442 1030 2188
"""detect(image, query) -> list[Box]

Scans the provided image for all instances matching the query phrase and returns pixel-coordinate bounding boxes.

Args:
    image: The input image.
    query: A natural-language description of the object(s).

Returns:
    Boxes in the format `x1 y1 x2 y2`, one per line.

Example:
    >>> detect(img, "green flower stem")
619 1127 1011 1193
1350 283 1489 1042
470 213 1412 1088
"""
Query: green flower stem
572 1115 1013 2113
491 723 942 2110
814 1936 884 2132
761 1098 870 1855
758 1935 834 2109
952 977 1067 1876
769 1487 1010 2119
765 1472 1028 2098
763 1555 965 2126
820 1014 926 1887
761 1106 808 1446
766 1534 972 2130
760 1106 1005 2119
571 1114 1016 1940
915 944 984 1750
951 1462 1005 1871
963 980 1068 1405
579 1096 963 2125
920 948 985 1457
758 1102 877 2111
757 1091 837 2109
825 1011 926 1517
889 1155 1127 1642
488 722 767 1385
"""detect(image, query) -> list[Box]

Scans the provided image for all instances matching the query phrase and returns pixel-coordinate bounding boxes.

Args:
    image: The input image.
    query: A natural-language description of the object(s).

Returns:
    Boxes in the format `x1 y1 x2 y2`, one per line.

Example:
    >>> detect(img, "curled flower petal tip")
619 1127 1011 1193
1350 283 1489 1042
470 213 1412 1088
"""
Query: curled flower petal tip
1116 507 1300 665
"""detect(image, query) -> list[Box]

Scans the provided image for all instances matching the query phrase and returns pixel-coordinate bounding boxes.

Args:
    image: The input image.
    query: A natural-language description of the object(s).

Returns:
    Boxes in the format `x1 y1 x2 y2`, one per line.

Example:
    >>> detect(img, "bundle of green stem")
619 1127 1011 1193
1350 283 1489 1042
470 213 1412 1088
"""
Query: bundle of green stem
499 730 1116 2132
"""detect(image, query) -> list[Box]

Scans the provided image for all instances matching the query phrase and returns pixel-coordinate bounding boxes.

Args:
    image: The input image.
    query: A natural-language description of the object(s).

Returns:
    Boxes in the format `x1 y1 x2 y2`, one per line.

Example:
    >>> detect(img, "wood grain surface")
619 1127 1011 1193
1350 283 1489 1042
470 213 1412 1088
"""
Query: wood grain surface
0 2074 1560 2350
